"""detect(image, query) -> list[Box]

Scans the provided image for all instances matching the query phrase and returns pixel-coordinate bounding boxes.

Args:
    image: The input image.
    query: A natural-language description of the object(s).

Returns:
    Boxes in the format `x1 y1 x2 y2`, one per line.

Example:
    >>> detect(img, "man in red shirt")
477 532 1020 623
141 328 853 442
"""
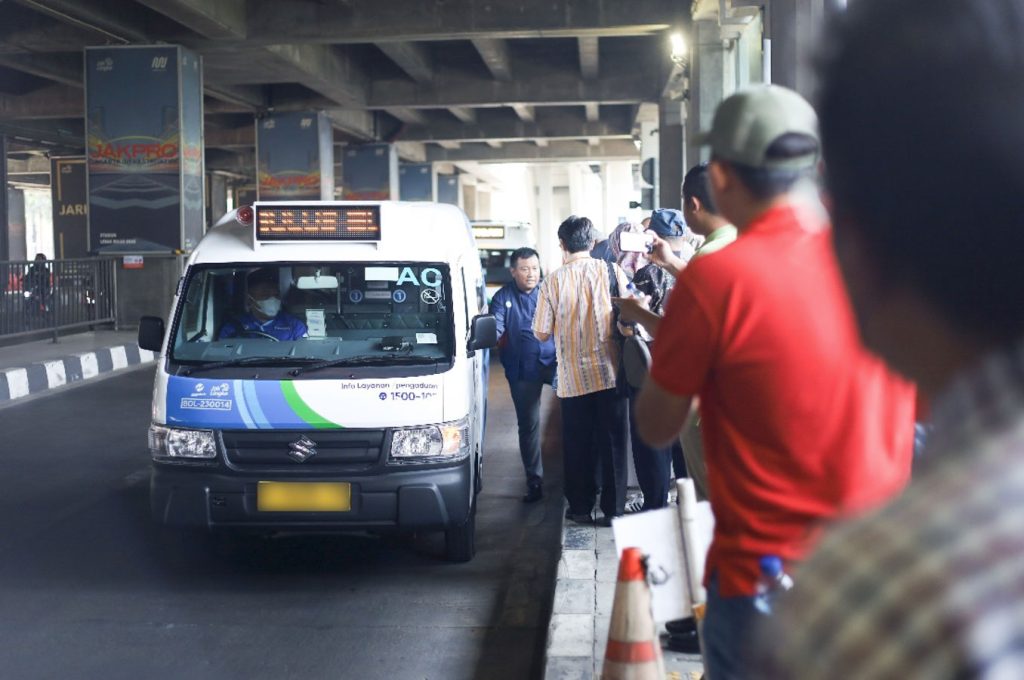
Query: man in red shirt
635 85 915 679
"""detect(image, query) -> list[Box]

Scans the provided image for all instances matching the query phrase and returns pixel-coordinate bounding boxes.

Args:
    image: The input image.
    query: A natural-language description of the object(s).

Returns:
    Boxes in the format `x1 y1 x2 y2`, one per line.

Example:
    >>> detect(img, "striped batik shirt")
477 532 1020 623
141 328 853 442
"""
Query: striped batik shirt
759 340 1024 679
532 256 630 398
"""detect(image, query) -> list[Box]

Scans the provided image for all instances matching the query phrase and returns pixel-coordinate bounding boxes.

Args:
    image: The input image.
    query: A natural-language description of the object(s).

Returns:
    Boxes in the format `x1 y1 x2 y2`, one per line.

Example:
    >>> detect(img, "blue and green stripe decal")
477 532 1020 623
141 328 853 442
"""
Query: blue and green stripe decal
166 375 340 429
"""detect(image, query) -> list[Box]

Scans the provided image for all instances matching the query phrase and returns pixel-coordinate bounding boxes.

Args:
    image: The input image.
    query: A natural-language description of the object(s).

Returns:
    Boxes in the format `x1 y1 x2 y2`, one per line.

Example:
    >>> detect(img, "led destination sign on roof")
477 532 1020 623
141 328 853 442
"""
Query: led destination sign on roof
472 226 505 239
255 204 381 241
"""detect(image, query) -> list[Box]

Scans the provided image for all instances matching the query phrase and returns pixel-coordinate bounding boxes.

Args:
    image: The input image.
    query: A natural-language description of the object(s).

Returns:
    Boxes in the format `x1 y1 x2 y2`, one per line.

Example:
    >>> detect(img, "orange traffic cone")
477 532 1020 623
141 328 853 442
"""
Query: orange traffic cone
601 547 666 680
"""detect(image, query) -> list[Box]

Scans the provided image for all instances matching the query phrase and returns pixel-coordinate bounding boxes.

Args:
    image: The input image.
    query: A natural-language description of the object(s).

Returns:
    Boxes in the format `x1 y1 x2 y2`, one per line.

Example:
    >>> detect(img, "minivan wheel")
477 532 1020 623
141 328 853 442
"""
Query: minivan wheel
444 502 477 563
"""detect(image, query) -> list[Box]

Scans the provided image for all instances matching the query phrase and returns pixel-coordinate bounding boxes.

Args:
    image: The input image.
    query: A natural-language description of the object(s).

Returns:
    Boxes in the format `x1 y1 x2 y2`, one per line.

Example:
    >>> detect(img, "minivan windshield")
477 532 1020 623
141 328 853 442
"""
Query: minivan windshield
170 262 455 376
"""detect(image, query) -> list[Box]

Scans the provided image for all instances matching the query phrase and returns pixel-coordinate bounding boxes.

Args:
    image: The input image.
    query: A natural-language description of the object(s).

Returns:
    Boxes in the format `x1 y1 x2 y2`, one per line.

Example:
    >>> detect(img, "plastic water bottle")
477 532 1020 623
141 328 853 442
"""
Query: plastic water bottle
753 555 794 616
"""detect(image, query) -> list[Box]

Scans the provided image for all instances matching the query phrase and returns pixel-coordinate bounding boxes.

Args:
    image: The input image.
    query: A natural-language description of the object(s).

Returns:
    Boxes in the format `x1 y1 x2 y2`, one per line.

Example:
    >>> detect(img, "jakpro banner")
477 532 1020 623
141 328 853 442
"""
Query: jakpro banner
257 111 334 200
50 157 88 259
85 46 204 253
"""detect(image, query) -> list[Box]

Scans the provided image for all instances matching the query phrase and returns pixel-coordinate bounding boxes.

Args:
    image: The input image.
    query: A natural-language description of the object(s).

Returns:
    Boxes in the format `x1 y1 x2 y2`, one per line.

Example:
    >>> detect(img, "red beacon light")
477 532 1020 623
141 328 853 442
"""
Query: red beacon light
235 205 254 226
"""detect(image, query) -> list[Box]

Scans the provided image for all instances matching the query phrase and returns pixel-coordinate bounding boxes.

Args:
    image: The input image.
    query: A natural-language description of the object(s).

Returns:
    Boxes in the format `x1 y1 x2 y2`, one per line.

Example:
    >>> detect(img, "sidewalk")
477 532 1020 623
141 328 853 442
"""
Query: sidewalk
545 505 705 680
0 330 156 404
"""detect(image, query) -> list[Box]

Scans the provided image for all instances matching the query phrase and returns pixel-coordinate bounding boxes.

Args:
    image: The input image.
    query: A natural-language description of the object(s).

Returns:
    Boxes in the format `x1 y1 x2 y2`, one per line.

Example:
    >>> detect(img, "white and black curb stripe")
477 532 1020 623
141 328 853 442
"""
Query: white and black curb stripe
0 345 156 403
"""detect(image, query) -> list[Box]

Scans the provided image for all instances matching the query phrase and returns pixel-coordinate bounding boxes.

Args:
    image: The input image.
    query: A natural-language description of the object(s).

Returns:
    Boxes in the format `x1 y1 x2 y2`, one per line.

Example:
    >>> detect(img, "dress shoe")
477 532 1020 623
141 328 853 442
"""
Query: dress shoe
521 486 543 503
665 617 697 636
565 510 594 524
664 631 701 654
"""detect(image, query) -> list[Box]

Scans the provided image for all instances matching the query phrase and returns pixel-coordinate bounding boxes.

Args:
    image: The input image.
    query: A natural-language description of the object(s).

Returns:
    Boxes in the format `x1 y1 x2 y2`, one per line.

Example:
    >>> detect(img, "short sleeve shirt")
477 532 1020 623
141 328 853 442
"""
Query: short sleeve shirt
533 257 630 398
649 203 916 596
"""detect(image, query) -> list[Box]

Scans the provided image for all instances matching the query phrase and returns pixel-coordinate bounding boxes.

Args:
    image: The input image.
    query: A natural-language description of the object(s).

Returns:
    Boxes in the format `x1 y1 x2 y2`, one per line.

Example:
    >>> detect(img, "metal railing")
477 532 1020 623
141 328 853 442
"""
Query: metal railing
0 258 117 342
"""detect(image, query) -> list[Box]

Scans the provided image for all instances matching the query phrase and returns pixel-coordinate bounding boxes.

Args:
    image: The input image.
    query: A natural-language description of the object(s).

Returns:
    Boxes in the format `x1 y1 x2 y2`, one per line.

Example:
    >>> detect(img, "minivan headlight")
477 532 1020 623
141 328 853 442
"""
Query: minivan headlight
149 424 217 460
389 417 470 463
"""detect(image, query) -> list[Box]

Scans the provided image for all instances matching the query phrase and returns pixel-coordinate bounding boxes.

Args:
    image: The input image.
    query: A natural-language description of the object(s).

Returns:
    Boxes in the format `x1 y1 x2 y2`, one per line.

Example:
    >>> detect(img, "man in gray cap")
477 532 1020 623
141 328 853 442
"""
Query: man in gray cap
634 85 916 678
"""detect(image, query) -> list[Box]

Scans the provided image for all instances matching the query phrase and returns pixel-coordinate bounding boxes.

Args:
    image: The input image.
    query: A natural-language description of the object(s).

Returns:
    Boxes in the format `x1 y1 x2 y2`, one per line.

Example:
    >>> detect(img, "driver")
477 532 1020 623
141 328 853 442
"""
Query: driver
219 270 308 341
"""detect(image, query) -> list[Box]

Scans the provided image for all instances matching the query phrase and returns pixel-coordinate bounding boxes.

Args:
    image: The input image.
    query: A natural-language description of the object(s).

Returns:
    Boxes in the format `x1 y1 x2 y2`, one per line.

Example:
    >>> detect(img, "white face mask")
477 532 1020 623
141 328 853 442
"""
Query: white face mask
251 296 281 317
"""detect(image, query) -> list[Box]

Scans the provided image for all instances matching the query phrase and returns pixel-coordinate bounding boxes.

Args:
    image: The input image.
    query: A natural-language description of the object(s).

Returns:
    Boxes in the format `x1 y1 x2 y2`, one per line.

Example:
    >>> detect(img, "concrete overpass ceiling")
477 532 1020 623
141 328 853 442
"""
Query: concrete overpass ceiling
0 0 689 166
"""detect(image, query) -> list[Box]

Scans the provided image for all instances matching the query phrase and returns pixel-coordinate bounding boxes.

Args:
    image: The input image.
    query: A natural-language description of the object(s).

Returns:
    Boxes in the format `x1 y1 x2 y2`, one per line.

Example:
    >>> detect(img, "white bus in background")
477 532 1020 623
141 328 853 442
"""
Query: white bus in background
472 221 537 302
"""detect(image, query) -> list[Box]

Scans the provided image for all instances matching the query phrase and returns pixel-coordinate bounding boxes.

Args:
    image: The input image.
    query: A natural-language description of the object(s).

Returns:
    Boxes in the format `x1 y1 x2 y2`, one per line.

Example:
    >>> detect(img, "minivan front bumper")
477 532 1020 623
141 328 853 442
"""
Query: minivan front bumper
150 459 472 532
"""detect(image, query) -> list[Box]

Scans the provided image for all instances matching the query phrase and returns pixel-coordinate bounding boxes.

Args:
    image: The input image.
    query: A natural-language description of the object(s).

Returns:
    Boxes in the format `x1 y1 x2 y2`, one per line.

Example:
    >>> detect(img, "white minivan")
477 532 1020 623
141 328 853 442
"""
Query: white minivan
138 201 497 561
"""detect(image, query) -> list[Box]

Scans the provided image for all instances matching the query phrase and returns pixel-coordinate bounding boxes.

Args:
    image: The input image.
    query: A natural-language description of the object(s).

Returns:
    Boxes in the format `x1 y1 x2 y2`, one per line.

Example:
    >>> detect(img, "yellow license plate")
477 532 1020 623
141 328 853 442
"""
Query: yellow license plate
257 482 351 512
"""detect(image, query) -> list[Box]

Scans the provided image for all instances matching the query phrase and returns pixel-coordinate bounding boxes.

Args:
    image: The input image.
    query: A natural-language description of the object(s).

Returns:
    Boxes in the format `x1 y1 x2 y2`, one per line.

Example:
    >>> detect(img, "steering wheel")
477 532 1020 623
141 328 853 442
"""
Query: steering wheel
240 330 280 342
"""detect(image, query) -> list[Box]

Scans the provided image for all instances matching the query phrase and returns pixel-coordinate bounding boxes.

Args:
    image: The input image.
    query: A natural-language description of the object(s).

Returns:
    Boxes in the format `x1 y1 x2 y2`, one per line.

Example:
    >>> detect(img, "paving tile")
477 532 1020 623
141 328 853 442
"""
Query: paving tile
558 549 596 580
553 578 595 616
595 580 616 617
547 613 594 658
543 655 592 680
596 553 619 582
562 524 595 550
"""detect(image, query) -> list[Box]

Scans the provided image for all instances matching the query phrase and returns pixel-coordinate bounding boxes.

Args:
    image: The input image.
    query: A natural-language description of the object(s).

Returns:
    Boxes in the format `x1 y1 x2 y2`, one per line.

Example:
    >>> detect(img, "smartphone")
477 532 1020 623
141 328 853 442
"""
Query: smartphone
618 231 652 253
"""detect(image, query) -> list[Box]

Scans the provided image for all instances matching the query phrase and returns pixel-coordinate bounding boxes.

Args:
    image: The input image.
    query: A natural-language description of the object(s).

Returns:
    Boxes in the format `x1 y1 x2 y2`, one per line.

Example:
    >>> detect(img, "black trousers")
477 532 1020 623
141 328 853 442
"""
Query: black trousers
507 365 555 489
560 387 628 517
627 385 679 510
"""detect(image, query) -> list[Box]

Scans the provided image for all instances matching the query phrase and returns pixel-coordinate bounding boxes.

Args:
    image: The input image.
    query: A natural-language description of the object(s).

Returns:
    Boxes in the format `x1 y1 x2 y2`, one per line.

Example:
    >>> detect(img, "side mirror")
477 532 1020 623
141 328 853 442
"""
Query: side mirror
467 314 498 353
138 316 166 353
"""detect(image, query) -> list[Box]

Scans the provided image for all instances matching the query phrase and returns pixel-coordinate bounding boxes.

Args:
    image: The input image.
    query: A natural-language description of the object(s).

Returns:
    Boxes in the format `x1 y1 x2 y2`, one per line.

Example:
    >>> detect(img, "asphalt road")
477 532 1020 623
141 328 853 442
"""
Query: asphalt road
0 364 564 680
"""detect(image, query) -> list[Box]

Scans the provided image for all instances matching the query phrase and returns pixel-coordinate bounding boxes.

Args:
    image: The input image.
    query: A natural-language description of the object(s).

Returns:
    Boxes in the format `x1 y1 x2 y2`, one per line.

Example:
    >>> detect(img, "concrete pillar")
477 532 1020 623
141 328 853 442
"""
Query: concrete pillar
341 143 398 200
659 101 684 210
462 184 478 219
258 111 334 201
639 121 659 210
209 173 228 222
0 135 7 261
768 0 825 97
603 161 639 226
7 187 26 261
689 19 727 167
85 46 205 253
398 162 434 201
475 187 491 220
532 165 560 275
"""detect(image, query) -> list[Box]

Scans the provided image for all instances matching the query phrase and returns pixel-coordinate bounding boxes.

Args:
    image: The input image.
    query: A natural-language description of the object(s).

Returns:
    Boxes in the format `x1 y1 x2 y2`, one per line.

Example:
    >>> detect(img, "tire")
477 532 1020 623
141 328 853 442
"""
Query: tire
444 502 477 563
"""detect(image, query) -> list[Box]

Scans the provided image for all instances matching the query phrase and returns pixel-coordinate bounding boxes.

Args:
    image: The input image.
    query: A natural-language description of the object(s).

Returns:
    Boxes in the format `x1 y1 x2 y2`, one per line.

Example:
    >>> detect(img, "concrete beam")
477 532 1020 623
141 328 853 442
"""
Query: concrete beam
134 0 247 39
426 139 639 163
243 0 682 43
512 105 535 122
398 116 632 143
448 107 477 123
578 37 599 79
376 42 434 84
323 109 376 142
0 53 82 88
438 141 462 150
264 44 368 107
205 125 255 149
471 38 511 80
11 0 147 43
585 103 600 122
384 107 428 125
0 85 82 120
485 140 503 149
369 71 660 109
394 141 427 162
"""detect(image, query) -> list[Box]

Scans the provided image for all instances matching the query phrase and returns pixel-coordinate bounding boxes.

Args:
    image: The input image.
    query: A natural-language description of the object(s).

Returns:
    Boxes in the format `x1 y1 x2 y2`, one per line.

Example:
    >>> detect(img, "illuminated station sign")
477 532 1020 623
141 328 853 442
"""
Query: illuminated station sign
254 204 382 242
471 225 505 240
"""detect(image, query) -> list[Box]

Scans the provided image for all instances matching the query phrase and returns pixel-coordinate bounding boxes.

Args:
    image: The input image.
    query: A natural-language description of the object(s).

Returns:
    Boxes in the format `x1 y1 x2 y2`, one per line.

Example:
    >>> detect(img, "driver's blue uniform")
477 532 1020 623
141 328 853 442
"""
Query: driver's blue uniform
219 312 308 340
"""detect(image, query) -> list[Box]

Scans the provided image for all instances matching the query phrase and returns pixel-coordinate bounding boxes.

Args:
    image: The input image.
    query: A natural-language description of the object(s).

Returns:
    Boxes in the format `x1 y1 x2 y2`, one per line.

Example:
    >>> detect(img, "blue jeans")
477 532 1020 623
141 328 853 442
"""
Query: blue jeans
703 574 760 680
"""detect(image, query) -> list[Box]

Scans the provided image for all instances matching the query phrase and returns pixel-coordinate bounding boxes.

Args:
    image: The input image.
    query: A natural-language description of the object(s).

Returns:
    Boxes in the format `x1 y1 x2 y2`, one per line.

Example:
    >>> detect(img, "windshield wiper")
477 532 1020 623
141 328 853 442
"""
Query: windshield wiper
290 354 440 376
181 356 320 376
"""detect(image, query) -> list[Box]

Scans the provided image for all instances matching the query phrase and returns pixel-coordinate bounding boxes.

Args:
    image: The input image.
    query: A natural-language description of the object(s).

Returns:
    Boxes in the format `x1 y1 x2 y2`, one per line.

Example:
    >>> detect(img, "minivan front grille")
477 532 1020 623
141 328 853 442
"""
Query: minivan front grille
221 429 385 469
